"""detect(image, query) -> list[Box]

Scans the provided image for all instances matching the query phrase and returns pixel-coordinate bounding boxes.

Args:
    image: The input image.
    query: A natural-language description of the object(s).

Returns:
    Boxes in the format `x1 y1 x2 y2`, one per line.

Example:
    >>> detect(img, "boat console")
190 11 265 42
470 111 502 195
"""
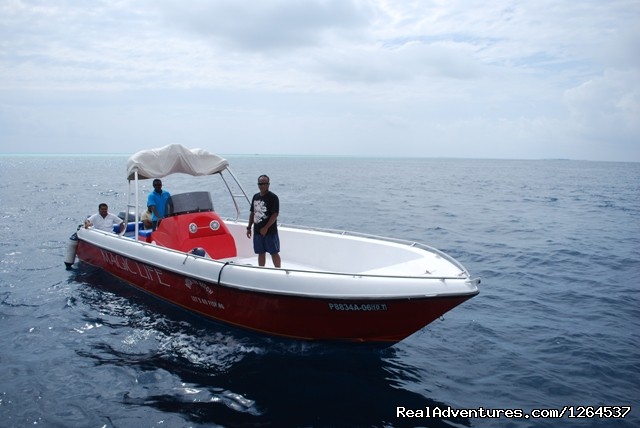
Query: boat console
149 192 237 259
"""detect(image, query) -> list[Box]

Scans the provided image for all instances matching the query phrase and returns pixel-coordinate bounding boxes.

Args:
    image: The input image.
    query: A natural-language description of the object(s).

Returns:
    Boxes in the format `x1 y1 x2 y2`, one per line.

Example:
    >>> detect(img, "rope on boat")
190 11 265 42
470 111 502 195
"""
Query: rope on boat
218 261 230 285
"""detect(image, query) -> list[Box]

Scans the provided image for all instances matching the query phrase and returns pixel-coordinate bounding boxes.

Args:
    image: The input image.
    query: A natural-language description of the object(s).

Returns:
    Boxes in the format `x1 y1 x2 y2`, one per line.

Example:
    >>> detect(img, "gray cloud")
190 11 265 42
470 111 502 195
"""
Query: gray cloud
159 0 372 52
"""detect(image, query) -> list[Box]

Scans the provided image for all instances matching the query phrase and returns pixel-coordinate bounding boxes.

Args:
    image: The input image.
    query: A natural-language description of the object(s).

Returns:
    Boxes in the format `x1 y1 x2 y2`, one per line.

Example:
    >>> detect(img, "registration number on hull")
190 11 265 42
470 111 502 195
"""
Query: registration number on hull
328 303 388 311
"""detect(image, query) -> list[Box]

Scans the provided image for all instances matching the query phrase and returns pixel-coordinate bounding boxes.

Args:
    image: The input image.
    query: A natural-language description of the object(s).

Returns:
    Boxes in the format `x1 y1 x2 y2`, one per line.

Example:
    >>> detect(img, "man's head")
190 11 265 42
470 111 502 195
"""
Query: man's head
258 175 270 194
98 203 109 217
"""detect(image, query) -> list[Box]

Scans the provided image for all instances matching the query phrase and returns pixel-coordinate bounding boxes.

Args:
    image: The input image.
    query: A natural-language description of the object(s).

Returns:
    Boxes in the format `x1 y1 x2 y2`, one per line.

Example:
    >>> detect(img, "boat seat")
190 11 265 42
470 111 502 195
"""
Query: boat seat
151 212 237 259
113 222 144 234
137 229 153 242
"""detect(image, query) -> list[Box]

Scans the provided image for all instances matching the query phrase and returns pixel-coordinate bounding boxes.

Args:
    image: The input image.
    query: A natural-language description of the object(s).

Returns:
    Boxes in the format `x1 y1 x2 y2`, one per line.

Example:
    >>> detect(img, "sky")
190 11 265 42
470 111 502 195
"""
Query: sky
1 0 639 161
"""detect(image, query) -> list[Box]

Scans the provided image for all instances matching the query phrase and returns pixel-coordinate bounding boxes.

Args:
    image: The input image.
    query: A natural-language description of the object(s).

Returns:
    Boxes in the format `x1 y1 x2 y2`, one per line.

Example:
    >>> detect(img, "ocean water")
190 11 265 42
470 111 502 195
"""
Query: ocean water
0 155 638 428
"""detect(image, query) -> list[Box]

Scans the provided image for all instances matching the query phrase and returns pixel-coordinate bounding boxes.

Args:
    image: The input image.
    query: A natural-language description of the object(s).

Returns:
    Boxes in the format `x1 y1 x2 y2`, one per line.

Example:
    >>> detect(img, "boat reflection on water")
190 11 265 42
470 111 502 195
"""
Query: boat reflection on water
70 265 471 427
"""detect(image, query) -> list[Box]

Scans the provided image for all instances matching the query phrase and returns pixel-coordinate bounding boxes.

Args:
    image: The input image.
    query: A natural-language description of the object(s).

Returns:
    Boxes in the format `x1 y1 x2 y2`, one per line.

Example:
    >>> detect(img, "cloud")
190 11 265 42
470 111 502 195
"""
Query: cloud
158 0 372 52
565 69 640 144
314 40 482 85
0 0 638 161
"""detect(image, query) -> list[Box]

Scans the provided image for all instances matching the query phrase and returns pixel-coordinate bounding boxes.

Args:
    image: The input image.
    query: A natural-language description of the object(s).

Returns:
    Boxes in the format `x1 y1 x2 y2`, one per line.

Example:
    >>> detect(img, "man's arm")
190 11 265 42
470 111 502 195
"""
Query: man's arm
260 212 278 236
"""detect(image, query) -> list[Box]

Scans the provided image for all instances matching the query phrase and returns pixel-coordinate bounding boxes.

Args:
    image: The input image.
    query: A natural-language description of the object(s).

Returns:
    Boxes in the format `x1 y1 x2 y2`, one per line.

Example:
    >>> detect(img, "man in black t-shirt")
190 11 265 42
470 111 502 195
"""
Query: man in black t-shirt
246 175 281 268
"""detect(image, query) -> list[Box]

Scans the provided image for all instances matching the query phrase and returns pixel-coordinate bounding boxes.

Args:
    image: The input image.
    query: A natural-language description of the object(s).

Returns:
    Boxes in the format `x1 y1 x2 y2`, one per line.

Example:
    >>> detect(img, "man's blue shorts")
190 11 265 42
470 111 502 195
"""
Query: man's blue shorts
253 233 280 255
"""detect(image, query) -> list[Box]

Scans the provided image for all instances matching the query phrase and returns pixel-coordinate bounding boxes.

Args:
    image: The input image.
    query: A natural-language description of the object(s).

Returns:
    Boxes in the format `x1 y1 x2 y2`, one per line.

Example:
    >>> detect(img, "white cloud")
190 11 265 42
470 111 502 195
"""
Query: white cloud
565 69 640 146
158 0 372 52
0 0 638 161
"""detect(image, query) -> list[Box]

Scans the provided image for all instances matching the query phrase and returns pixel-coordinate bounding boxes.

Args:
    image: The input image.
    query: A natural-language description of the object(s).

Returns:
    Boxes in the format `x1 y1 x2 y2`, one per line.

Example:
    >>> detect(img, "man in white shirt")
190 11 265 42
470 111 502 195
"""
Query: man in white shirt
85 203 124 233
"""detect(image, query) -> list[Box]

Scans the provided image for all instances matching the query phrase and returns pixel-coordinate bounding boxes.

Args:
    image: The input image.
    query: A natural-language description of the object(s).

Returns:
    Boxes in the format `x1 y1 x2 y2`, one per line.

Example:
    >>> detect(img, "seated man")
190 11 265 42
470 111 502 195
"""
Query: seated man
141 207 153 230
85 203 124 233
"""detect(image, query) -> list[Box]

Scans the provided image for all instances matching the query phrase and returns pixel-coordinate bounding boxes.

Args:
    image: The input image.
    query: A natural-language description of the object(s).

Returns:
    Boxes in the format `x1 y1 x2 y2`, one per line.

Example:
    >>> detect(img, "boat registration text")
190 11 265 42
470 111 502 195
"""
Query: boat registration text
328 303 388 311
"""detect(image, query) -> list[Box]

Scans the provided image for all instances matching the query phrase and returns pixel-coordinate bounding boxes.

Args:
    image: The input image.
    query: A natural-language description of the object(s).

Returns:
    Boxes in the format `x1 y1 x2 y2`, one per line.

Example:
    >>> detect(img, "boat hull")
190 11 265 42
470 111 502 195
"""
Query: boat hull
76 239 477 344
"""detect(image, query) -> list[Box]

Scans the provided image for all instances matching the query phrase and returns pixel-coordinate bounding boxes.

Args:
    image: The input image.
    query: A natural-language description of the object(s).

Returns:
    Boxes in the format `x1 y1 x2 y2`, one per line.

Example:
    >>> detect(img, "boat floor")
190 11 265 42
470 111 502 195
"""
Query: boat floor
223 256 316 271
222 256 450 277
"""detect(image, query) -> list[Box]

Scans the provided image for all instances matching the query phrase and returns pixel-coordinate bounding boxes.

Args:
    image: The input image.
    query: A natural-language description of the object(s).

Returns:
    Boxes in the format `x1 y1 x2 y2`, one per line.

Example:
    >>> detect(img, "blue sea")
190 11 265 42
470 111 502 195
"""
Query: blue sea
0 155 638 428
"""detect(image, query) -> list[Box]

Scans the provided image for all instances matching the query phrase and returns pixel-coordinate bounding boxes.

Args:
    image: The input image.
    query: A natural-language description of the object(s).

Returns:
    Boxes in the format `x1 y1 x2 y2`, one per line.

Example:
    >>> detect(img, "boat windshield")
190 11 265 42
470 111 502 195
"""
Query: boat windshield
165 191 214 216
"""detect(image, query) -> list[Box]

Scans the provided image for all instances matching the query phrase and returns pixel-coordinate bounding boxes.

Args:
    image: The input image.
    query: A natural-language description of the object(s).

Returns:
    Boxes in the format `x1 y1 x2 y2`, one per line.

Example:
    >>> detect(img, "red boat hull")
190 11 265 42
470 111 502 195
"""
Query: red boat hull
77 240 476 344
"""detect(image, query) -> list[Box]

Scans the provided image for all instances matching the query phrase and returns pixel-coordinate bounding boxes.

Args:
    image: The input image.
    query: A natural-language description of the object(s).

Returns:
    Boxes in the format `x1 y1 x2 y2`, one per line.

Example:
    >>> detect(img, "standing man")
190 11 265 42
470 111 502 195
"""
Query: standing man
147 178 171 231
246 175 281 268
85 203 124 233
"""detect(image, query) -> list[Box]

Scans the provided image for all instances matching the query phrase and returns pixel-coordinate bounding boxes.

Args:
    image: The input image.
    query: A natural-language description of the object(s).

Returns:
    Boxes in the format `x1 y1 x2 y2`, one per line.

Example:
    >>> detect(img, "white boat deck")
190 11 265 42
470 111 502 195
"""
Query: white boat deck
224 254 463 278
221 222 468 278
223 256 319 272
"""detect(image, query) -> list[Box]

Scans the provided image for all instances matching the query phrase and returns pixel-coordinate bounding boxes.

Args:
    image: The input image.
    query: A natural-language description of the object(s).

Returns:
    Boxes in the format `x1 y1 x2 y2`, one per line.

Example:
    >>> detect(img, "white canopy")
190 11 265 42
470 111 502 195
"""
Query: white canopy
126 144 229 180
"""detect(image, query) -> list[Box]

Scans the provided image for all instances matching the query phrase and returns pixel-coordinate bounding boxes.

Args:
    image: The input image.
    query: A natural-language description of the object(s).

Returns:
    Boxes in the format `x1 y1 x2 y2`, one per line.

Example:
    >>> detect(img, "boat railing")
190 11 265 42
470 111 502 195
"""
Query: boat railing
83 219 476 282
125 169 141 238
219 168 251 221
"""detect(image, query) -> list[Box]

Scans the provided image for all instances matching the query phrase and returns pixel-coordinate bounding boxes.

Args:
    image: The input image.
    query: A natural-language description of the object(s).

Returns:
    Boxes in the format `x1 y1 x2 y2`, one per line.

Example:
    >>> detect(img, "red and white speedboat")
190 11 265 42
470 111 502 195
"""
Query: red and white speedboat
67 144 479 345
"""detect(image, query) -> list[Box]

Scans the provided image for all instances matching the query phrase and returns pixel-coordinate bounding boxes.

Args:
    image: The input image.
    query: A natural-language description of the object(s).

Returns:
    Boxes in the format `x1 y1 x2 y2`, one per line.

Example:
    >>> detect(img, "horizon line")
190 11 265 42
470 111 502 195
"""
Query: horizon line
0 152 636 163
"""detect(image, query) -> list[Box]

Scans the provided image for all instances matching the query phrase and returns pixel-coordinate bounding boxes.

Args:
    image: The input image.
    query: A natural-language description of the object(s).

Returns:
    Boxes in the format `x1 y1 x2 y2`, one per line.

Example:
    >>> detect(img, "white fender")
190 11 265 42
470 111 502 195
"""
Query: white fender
64 233 78 270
